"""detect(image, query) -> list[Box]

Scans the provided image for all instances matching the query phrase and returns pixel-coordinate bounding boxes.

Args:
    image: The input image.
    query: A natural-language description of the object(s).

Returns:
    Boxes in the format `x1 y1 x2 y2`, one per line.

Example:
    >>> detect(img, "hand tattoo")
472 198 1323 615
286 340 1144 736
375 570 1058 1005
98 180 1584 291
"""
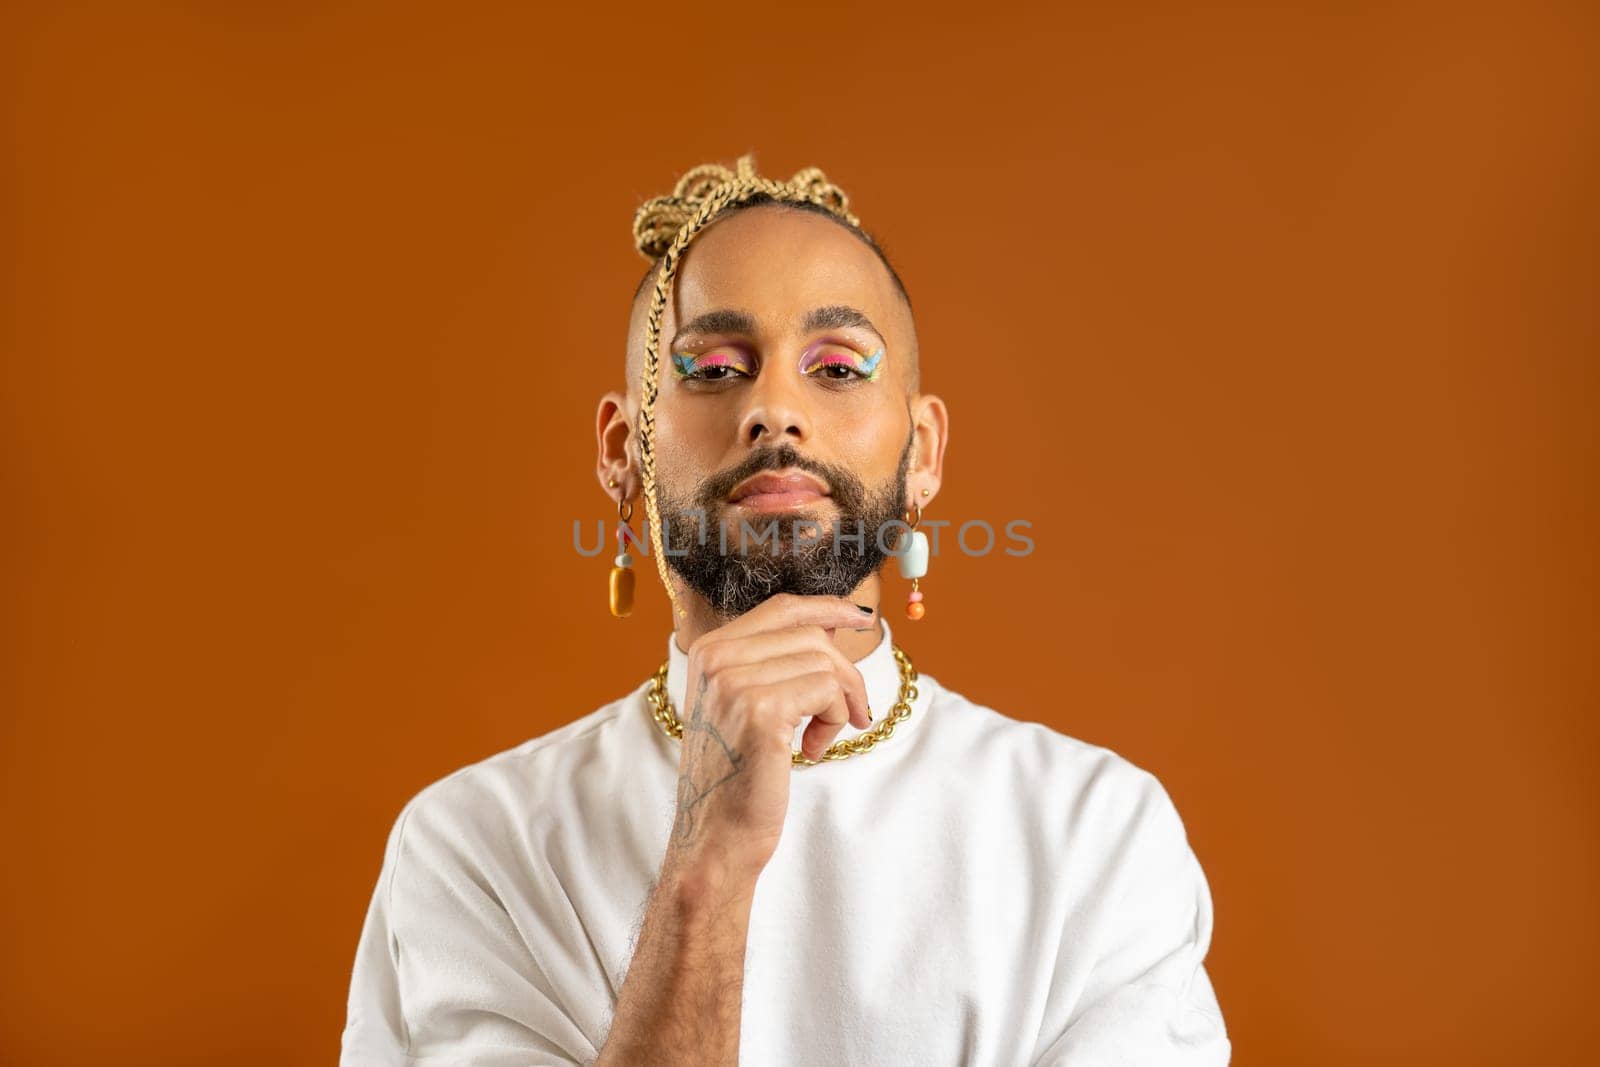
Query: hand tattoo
671 674 745 848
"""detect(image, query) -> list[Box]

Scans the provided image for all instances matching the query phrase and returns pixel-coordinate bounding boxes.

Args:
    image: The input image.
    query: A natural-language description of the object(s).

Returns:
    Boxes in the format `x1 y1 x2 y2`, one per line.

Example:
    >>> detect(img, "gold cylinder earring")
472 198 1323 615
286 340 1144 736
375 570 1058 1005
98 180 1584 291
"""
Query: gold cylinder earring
609 497 636 617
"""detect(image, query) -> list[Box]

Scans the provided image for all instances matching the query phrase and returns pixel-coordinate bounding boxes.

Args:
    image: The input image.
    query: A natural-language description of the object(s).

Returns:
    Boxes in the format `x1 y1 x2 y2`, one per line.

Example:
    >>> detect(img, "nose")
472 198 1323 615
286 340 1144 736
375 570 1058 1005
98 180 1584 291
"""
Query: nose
736 362 813 446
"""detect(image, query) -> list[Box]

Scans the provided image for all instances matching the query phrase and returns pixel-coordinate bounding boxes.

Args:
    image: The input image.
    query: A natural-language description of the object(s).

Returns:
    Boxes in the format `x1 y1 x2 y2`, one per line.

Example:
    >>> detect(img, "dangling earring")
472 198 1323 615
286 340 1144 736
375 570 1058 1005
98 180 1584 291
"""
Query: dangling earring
610 496 636 618
898 501 930 620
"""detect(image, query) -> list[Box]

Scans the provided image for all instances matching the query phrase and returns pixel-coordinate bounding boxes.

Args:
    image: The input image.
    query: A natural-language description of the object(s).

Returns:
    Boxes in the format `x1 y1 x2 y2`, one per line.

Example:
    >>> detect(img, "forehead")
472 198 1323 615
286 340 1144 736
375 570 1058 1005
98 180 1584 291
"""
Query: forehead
631 206 910 366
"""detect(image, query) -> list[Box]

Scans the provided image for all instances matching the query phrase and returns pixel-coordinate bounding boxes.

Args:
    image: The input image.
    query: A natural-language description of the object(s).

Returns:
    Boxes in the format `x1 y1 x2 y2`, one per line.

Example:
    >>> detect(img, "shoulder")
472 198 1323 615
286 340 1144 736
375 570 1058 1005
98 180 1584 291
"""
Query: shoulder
917 673 1193 840
917 677 1210 895
383 689 644 862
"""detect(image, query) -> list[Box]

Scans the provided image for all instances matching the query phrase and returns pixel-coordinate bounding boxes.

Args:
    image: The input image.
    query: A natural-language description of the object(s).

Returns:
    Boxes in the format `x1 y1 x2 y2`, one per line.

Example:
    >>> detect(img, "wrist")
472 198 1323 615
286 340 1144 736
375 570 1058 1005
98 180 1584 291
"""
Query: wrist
659 847 761 915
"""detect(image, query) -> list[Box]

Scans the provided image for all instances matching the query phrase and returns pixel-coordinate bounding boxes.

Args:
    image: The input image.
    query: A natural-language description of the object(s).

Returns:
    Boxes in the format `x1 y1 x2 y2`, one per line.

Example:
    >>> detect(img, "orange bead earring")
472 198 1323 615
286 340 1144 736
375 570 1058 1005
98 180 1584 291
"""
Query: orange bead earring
609 495 636 618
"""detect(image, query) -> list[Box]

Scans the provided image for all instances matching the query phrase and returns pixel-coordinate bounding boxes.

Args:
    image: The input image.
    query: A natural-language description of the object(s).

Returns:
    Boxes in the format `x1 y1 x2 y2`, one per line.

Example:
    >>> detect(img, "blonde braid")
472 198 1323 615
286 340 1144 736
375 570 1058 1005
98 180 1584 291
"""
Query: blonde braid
630 154 861 620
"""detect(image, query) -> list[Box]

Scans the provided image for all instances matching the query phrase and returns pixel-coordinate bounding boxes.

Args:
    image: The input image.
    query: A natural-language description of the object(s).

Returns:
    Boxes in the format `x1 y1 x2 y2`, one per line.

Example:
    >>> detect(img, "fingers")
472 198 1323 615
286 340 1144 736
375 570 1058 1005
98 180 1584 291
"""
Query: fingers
693 629 871 729
680 595 880 768
704 593 874 643
798 688 851 761
732 672 849 762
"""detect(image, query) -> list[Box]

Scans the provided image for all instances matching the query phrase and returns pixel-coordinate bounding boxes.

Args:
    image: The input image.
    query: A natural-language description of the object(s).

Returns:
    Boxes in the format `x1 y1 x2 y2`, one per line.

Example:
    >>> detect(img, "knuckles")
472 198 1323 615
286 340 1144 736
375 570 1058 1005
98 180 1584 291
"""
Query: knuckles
737 690 777 722
694 641 729 678
800 650 834 676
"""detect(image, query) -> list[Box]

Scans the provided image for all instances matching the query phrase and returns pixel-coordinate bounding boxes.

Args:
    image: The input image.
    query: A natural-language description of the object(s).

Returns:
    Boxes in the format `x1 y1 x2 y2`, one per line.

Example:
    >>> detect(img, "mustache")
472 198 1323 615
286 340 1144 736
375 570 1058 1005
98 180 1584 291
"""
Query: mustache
695 443 865 511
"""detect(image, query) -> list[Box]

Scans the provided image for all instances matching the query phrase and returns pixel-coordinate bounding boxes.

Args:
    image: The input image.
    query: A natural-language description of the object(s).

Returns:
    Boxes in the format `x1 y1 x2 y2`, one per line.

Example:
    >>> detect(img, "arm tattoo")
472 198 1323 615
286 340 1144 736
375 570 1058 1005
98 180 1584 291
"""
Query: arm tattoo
671 674 746 848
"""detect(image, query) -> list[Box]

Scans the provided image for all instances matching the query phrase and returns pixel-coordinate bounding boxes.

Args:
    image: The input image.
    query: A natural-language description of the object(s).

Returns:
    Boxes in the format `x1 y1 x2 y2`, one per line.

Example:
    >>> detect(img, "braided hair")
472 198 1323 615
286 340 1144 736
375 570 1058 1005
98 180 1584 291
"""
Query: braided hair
628 154 902 620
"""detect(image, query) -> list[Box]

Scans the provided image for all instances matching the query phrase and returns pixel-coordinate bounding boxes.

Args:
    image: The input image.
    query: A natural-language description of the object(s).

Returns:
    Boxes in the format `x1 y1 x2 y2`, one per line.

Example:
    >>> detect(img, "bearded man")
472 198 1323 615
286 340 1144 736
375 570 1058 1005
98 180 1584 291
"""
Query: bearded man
339 156 1232 1066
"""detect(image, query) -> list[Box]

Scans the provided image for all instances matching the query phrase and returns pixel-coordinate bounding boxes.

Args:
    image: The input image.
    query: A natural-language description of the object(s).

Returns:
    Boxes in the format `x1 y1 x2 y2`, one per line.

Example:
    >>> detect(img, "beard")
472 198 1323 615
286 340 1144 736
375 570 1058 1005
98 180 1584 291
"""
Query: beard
655 436 911 619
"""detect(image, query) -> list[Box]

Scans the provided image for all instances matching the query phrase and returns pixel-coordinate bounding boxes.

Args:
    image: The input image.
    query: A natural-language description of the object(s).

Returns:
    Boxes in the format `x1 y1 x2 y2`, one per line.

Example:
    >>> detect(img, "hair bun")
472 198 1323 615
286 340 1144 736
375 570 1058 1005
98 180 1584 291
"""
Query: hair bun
631 154 860 260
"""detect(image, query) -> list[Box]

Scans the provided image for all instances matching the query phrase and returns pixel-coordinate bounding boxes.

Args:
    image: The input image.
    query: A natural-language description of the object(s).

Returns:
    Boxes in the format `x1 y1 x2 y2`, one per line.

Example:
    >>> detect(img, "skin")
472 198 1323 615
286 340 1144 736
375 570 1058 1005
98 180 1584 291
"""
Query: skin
591 206 949 1066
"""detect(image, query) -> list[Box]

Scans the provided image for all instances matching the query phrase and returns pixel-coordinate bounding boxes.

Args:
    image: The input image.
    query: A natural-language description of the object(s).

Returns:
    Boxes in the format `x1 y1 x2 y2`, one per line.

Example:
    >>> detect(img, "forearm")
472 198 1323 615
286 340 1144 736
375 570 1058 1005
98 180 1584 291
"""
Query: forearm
596 855 758 1067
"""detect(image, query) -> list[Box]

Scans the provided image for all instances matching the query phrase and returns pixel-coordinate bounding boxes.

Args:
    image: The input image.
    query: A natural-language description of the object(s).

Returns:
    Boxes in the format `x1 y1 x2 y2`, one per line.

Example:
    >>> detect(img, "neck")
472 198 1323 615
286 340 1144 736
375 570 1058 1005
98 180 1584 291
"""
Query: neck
669 572 886 661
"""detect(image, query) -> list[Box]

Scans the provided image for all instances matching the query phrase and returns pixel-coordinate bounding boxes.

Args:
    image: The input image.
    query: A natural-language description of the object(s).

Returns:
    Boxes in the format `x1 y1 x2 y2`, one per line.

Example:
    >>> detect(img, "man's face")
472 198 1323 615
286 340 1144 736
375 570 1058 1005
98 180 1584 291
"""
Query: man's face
627 206 921 618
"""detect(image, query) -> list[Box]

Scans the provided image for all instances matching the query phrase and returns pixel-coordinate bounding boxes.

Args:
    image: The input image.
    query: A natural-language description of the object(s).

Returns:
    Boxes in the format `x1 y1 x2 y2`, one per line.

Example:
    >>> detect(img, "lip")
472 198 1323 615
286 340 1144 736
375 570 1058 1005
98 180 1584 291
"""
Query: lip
728 469 831 511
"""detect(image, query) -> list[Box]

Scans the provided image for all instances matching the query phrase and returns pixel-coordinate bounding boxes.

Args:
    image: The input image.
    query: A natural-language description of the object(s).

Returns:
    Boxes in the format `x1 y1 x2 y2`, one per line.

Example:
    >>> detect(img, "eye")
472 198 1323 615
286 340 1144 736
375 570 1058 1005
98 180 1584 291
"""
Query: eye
801 346 883 383
672 350 753 381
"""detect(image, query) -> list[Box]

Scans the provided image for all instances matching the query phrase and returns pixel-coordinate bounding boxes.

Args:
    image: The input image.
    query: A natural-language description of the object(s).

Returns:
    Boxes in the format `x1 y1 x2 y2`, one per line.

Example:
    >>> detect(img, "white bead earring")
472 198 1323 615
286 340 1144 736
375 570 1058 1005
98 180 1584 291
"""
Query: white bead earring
897 502 929 620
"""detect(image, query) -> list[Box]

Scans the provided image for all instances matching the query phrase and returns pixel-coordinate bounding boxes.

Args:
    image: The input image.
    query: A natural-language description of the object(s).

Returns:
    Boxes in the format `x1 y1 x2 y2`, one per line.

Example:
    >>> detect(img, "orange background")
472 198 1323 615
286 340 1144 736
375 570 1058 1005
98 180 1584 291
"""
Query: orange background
3 3 1594 1063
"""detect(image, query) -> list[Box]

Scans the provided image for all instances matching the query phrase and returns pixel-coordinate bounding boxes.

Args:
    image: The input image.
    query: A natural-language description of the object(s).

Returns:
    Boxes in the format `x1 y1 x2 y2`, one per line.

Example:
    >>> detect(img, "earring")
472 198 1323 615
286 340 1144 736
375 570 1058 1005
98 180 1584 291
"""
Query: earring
897 502 929 620
610 497 635 618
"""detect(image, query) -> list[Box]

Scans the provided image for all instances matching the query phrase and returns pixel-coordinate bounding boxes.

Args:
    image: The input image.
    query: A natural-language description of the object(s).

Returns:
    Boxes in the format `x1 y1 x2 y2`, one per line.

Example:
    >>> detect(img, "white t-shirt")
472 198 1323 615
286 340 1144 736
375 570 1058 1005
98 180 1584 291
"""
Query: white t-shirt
340 621 1231 1065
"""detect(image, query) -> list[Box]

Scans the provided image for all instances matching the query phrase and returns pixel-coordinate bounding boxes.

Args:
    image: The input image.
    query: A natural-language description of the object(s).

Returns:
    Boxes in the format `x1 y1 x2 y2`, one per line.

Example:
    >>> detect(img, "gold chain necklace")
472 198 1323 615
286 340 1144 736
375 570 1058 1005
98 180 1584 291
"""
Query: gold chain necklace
645 645 920 766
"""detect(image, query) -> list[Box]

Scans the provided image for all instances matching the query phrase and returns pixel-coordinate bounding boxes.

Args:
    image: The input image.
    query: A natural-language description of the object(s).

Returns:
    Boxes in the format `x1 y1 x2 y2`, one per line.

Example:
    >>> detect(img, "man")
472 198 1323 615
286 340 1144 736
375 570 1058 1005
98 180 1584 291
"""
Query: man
340 156 1231 1065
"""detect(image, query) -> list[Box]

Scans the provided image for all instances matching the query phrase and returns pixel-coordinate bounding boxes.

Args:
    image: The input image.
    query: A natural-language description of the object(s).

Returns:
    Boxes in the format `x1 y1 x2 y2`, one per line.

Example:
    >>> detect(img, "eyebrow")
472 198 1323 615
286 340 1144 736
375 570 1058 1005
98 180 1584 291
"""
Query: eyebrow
801 305 882 338
670 305 884 351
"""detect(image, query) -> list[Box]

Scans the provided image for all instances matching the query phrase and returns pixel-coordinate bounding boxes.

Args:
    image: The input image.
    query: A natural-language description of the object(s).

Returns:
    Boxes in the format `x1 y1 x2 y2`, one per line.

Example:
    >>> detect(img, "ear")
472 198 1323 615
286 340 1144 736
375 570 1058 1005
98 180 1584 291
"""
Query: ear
906 393 949 507
595 390 635 500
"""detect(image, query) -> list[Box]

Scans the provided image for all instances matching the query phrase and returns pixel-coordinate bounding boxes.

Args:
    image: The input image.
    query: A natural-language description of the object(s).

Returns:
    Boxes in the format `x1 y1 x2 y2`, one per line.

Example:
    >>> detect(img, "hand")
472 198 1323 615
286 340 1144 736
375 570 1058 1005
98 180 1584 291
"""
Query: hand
666 594 875 884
